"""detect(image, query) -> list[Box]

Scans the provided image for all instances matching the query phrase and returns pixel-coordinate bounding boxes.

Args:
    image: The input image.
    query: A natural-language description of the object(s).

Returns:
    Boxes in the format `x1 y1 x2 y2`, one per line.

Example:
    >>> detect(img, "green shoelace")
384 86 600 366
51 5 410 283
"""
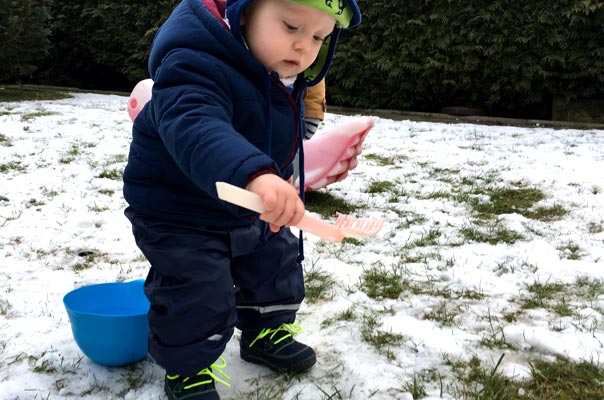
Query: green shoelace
248 323 303 348
166 356 231 389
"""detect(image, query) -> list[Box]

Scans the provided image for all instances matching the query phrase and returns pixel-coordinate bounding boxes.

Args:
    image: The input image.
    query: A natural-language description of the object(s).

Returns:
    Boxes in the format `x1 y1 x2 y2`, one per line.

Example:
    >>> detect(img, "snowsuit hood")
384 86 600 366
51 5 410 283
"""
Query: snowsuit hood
225 0 362 85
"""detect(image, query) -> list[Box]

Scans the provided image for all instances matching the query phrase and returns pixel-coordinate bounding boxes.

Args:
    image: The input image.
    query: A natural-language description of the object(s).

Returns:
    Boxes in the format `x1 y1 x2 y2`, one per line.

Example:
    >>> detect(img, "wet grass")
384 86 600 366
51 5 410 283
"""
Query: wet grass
0 85 72 102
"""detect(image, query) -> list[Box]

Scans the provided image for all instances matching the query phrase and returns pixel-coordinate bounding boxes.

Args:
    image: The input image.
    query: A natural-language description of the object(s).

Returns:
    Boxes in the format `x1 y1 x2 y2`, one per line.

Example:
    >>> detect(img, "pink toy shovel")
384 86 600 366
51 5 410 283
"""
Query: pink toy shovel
216 182 384 242
296 116 375 191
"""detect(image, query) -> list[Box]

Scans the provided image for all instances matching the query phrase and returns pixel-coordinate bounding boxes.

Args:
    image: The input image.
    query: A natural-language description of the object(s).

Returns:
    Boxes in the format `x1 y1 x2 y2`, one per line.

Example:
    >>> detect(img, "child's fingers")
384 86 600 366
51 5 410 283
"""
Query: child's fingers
246 173 305 229
259 188 278 213
288 199 305 226
261 195 301 227
334 170 349 183
277 196 304 227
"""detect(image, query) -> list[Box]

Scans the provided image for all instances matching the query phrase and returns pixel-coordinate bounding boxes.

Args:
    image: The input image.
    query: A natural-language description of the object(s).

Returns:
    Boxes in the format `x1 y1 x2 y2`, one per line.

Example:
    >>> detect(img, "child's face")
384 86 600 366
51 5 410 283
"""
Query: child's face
242 0 336 80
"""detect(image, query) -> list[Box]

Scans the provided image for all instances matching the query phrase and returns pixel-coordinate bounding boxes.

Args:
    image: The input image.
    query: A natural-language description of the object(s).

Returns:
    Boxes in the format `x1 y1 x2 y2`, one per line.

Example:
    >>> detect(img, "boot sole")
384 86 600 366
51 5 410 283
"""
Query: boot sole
164 379 220 400
240 349 317 374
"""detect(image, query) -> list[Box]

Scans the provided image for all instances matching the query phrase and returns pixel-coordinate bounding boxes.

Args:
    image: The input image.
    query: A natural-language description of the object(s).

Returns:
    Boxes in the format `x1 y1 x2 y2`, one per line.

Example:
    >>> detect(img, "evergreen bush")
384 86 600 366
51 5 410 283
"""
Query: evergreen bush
38 0 178 90
329 0 604 118
6 0 604 119
0 0 51 83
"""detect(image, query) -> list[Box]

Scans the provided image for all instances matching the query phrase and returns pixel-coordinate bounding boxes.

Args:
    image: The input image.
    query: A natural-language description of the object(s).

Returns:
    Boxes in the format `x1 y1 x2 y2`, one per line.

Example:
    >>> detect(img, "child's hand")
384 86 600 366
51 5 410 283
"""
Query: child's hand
246 174 305 232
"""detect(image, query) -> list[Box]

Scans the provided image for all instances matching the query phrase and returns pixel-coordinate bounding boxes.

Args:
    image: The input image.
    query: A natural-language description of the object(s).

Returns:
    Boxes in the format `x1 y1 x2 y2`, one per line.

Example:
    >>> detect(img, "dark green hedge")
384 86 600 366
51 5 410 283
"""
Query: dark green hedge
0 0 50 83
36 0 179 89
329 0 604 118
4 0 604 118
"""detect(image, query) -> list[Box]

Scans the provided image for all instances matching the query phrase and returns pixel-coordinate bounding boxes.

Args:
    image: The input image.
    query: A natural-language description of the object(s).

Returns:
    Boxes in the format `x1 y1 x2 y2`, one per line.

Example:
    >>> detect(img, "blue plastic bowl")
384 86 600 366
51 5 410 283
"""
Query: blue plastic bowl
63 279 150 367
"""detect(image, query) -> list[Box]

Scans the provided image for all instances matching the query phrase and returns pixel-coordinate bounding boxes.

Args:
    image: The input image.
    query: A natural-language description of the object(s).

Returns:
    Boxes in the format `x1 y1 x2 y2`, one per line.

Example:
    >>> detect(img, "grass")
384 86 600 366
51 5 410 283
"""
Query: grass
0 133 11 146
588 221 604 234
520 279 567 310
303 262 336 303
360 314 405 360
460 220 524 244
407 227 442 247
304 190 359 218
21 111 57 121
524 203 568 221
359 262 410 299
471 187 545 215
479 309 515 349
364 153 408 166
440 355 604 399
0 298 9 316
455 181 568 222
0 85 72 102
422 300 463 327
517 276 604 326
366 179 396 194
60 144 82 164
0 160 26 173
97 167 123 180
321 306 356 329
557 241 584 260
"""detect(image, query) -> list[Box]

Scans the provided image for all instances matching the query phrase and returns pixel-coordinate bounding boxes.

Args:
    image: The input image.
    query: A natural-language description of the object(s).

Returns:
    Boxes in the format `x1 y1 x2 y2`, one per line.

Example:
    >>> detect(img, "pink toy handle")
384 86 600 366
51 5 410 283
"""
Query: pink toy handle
215 182 344 242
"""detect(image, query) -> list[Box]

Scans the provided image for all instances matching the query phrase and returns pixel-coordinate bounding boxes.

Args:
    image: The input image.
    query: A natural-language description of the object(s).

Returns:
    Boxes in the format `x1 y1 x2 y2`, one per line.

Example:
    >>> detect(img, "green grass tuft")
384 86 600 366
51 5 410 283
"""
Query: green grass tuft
304 190 359 218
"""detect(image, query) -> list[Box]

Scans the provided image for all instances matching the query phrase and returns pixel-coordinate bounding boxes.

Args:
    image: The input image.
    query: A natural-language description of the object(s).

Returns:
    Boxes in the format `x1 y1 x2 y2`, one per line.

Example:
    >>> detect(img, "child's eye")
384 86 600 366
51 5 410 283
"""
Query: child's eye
314 33 330 44
283 21 298 31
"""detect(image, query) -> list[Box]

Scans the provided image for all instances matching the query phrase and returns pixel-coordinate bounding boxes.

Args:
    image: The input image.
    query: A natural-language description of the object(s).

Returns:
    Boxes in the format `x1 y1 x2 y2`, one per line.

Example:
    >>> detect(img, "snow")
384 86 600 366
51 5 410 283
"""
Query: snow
1 92 604 399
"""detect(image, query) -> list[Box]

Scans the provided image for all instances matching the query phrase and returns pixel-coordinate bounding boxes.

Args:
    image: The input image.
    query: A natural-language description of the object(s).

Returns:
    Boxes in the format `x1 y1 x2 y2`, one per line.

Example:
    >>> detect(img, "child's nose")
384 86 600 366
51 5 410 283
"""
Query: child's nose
293 37 312 53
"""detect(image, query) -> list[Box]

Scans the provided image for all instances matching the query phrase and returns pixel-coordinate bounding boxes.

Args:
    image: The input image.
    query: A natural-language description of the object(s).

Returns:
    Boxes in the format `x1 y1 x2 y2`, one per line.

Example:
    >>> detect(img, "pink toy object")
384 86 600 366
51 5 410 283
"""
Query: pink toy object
216 182 384 242
127 79 153 122
295 116 375 191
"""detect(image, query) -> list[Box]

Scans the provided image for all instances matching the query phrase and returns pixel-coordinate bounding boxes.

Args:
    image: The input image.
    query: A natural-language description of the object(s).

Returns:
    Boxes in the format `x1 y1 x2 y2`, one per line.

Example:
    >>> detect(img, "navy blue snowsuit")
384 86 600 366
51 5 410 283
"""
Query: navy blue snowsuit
122 0 360 376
